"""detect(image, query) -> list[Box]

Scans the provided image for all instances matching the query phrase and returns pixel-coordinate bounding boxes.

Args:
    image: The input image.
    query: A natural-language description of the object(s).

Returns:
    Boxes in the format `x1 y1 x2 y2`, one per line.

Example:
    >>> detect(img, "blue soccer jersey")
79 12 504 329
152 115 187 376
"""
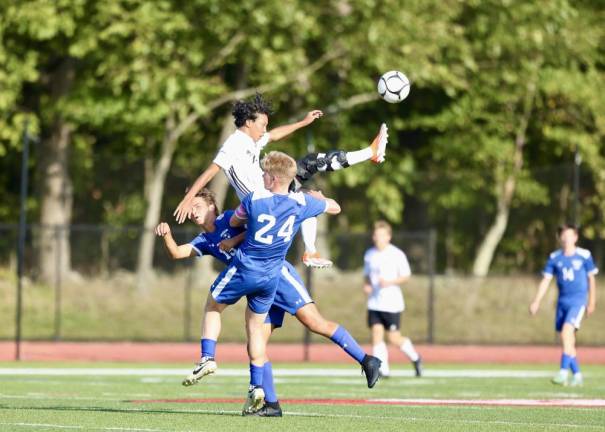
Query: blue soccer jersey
189 210 244 264
210 190 327 314
188 209 315 322
234 190 327 271
543 248 598 306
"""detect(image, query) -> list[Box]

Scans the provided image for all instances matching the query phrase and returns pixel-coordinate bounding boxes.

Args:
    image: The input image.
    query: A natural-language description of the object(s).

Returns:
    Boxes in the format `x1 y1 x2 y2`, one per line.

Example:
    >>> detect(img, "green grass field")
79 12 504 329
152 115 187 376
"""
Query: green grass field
1 362 604 431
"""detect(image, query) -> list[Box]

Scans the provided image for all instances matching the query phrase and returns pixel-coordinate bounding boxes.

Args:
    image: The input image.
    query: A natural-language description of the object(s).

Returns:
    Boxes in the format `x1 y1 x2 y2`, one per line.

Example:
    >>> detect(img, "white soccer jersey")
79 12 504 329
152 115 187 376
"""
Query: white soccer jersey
213 130 270 200
363 244 411 313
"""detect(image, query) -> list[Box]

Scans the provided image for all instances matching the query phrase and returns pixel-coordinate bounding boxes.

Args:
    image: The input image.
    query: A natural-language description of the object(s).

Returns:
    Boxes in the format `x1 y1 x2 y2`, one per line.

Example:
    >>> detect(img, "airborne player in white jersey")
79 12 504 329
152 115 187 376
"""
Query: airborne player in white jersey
173 93 388 268
363 220 423 377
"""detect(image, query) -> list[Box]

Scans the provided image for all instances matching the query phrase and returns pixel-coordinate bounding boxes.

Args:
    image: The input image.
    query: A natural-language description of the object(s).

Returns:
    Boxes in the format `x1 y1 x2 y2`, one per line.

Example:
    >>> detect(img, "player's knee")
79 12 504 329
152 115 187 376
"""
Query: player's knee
296 154 321 182
303 315 323 333
324 150 349 171
386 332 402 345
205 296 221 312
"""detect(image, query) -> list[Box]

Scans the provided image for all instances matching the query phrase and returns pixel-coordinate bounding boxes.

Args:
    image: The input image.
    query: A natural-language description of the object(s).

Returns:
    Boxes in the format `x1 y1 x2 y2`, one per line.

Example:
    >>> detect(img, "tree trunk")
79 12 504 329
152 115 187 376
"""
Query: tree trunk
136 116 179 292
471 80 538 277
471 180 513 276
37 59 76 284
209 113 236 210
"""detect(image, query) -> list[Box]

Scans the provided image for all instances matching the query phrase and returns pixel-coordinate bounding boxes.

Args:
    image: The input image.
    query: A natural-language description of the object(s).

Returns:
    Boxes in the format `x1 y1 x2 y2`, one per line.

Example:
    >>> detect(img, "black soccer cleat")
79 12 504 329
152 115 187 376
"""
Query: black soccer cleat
413 356 423 377
361 355 382 388
243 401 283 417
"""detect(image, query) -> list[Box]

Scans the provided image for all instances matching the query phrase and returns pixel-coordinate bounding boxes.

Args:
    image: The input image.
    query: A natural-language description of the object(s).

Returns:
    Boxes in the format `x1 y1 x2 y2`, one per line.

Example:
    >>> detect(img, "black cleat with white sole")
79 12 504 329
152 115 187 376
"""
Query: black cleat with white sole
361 355 382 388
243 401 283 417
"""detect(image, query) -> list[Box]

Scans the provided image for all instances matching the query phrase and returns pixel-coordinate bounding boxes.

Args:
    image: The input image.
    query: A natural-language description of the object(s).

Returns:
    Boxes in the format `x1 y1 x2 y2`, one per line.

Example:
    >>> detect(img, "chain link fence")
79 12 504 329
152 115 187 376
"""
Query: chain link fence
0 223 603 346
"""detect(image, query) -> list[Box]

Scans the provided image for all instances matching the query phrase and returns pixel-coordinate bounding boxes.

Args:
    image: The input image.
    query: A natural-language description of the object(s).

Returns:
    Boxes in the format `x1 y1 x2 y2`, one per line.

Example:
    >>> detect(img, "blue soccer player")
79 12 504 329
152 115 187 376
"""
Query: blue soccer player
530 223 598 386
163 151 341 414
156 188 381 416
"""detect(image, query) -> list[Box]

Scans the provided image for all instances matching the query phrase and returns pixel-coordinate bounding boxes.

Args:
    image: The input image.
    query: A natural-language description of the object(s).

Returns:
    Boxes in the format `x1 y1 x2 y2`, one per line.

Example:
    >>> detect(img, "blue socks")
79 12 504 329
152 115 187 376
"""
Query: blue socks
330 326 366 363
262 362 278 403
201 339 216 358
569 356 580 374
560 353 572 370
250 363 264 387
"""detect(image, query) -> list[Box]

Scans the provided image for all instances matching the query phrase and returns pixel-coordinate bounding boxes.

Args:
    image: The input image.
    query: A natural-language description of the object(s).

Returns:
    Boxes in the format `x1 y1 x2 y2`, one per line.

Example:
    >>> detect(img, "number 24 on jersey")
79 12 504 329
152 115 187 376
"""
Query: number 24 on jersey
254 214 295 245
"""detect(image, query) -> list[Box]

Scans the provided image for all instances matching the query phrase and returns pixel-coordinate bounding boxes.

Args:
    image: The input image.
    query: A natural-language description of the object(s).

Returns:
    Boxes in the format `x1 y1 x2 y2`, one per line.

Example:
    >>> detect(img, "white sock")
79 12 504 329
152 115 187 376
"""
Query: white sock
574 372 582 379
345 147 373 166
373 342 390 376
301 217 317 254
400 339 419 362
558 368 569 376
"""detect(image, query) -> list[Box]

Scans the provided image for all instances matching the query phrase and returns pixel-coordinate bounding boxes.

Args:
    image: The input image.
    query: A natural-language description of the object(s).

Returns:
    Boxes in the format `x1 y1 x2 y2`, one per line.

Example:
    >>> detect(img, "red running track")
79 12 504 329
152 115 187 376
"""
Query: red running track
1 341 605 364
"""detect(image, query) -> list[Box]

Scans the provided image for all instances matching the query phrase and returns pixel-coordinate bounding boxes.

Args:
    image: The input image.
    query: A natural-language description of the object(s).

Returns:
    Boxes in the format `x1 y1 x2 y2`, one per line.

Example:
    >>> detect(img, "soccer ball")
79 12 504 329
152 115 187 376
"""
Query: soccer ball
377 70 410 103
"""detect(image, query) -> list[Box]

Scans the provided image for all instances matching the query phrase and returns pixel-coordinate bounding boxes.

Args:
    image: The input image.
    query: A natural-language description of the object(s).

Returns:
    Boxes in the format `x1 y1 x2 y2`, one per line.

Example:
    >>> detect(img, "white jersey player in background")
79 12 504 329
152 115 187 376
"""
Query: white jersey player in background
363 220 423 377
174 93 388 268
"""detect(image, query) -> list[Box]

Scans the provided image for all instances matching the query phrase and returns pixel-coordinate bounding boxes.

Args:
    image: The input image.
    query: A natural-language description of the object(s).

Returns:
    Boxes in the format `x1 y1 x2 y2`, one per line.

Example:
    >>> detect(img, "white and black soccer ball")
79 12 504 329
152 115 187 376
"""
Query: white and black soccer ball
377 70 410 103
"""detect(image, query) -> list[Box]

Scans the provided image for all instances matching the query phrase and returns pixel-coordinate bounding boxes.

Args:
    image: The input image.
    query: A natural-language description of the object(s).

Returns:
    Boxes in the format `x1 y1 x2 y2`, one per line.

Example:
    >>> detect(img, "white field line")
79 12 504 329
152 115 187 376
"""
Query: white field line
373 398 605 407
4 391 604 409
0 423 188 432
0 368 554 378
0 393 154 402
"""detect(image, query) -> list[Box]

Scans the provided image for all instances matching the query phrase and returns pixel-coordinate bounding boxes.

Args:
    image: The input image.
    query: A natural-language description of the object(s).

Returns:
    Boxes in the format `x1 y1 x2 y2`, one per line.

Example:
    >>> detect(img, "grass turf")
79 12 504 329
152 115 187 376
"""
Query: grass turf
1 362 604 431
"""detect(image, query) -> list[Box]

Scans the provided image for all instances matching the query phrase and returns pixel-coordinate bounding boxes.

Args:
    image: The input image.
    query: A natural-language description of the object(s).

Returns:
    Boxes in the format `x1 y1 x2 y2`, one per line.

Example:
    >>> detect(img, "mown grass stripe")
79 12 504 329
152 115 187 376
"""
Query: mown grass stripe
0 368 554 378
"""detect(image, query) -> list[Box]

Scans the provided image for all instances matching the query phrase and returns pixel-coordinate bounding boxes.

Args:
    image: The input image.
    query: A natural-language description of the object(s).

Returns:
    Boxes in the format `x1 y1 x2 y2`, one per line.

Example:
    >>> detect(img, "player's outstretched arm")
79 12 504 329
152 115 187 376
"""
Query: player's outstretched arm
173 163 221 224
229 205 248 228
155 222 195 259
529 276 552 315
268 110 323 142
219 231 246 252
587 274 597 316
379 275 410 288
306 189 341 214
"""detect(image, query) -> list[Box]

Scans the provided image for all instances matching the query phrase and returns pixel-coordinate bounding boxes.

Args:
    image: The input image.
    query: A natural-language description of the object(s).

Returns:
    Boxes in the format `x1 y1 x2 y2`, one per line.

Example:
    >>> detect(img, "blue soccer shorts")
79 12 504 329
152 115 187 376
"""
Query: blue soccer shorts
264 262 313 328
210 264 279 314
555 303 586 332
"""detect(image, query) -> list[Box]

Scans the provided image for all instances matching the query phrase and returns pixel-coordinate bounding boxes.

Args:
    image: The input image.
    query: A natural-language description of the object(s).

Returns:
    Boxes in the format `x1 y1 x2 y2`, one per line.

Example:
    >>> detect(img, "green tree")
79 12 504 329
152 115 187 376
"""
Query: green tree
412 0 605 275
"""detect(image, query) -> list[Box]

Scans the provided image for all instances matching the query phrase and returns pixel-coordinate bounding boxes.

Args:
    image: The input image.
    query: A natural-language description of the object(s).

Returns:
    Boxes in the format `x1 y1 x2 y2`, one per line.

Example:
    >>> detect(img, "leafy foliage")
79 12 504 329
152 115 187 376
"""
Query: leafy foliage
0 0 603 272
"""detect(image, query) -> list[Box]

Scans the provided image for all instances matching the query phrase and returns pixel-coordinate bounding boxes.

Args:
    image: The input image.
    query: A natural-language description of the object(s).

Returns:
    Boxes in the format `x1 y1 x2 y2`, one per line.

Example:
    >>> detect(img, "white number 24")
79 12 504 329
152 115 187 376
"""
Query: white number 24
254 214 295 245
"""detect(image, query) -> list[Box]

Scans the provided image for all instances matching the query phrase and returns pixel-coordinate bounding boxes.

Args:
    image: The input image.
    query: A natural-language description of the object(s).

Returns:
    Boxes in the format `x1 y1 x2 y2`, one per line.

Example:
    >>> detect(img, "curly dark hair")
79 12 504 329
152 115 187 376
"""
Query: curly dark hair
232 92 273 128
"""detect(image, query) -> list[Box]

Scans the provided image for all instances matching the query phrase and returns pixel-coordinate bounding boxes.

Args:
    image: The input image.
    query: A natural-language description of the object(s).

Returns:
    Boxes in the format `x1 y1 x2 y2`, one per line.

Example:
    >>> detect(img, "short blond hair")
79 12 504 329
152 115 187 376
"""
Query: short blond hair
261 151 297 181
374 220 392 235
